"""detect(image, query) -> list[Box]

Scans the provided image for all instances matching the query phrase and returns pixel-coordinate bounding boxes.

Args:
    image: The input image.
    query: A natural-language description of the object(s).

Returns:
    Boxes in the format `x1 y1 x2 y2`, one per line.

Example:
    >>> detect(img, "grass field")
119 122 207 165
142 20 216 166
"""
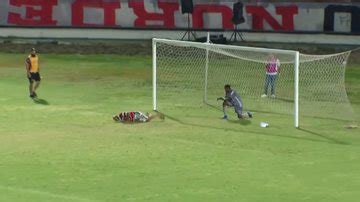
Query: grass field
0 53 359 202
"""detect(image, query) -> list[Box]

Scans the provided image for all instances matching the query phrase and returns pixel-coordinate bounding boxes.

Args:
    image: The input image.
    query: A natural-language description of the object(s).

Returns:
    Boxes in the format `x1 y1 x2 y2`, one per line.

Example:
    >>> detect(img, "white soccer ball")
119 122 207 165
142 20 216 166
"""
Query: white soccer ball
260 122 269 128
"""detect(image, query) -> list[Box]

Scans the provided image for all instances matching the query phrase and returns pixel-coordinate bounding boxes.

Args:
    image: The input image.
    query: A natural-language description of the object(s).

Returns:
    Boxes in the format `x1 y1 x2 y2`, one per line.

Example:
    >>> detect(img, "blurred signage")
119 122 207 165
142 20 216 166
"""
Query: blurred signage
0 0 359 33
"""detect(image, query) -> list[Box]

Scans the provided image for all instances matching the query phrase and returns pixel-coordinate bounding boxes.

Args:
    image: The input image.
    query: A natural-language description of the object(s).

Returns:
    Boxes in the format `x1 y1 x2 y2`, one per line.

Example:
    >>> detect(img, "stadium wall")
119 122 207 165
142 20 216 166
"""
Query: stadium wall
1 28 360 45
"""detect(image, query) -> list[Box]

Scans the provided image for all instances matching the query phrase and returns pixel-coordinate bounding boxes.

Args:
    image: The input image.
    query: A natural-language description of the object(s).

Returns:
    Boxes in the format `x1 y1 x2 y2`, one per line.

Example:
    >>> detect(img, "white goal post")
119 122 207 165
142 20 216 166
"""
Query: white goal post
152 38 352 128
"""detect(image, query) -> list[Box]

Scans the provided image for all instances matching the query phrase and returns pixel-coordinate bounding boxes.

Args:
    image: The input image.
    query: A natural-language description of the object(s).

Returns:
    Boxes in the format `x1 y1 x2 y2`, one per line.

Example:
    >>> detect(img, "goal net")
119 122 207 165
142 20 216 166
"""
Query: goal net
152 38 353 127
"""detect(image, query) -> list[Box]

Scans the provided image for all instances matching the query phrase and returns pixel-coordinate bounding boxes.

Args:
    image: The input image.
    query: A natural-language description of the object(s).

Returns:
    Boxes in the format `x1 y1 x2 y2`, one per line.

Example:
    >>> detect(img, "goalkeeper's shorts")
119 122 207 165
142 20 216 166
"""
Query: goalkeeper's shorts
225 100 234 107
234 106 243 116
226 101 243 116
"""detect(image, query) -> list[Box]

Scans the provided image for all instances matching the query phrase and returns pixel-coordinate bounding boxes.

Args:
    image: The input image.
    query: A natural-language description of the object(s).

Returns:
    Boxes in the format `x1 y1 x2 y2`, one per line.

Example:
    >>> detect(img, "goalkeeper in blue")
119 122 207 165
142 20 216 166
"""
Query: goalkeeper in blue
217 84 253 120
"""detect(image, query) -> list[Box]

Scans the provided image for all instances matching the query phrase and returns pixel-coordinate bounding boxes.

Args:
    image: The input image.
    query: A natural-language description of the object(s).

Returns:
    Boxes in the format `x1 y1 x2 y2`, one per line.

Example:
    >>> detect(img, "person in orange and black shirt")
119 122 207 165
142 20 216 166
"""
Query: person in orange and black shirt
26 48 41 98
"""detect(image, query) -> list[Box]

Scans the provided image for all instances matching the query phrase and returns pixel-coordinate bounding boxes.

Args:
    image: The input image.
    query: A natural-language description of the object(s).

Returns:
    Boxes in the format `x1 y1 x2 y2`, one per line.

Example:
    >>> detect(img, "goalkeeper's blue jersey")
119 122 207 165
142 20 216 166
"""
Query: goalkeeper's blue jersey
225 90 243 107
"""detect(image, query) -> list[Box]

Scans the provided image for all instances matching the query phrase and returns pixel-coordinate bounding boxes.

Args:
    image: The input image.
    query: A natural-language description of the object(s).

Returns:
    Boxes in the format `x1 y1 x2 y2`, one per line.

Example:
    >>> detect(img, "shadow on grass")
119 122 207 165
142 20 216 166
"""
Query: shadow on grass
118 122 142 125
163 112 350 146
298 128 349 145
275 97 293 103
205 102 290 116
205 103 286 117
204 103 252 125
207 102 353 123
246 109 353 123
33 98 50 105
205 103 222 112
228 119 252 126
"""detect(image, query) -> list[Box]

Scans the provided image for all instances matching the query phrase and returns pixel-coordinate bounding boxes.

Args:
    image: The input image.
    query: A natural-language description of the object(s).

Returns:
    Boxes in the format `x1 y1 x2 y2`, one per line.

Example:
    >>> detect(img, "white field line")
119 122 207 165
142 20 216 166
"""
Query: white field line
0 185 97 202
126 193 161 201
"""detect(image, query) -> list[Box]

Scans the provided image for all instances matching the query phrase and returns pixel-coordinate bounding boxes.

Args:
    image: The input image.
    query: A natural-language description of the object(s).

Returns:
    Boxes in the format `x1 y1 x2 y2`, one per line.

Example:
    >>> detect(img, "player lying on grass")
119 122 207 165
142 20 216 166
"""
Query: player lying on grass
217 84 253 120
113 111 164 123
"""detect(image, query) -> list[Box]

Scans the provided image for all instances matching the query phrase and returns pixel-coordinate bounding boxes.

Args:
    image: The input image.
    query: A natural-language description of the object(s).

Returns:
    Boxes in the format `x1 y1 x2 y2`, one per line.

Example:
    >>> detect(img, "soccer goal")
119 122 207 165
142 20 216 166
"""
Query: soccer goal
152 38 353 128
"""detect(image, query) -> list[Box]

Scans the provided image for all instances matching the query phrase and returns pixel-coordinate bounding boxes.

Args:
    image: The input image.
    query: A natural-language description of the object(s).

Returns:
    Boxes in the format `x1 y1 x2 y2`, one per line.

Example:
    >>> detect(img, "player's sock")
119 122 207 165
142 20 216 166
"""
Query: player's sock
222 107 228 119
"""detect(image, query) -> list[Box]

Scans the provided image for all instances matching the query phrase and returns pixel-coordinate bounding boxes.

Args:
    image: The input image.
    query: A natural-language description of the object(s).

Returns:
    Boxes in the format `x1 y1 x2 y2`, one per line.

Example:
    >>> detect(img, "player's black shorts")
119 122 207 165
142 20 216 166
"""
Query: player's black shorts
28 72 41 83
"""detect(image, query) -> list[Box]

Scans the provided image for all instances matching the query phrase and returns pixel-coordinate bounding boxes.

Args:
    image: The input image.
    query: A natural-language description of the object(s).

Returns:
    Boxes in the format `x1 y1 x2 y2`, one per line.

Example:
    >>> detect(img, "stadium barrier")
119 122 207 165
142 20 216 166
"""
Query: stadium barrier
0 27 359 45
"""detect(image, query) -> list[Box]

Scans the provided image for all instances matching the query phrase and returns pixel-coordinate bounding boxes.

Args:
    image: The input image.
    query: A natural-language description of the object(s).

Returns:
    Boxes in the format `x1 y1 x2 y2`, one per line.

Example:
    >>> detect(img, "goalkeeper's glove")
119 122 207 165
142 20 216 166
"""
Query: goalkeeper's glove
217 97 225 101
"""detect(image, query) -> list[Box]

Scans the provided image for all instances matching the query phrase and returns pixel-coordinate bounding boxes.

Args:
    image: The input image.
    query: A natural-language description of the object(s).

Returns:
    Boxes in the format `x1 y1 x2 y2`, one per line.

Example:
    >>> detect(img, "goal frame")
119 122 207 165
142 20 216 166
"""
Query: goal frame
152 38 300 128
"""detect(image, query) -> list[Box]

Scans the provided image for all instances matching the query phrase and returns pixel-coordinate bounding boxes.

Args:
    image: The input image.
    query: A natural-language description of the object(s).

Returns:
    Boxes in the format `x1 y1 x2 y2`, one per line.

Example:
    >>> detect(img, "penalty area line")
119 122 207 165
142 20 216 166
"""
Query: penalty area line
0 184 96 202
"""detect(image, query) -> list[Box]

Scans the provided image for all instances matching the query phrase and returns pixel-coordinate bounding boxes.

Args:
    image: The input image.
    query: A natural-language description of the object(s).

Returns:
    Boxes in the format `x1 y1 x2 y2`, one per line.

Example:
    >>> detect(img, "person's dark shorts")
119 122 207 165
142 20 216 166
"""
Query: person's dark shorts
28 72 41 83
234 105 243 117
224 100 234 107
224 101 243 116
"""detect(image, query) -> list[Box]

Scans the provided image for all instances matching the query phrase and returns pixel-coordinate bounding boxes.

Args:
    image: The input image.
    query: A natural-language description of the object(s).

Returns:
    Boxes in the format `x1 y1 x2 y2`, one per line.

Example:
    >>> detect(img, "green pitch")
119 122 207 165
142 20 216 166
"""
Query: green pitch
0 53 359 202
